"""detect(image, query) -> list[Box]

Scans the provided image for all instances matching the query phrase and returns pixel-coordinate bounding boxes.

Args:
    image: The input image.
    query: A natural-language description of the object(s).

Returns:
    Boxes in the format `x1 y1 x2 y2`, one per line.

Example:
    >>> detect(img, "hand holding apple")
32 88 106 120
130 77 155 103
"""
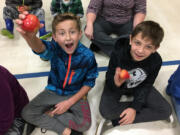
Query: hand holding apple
119 69 130 79
21 14 40 32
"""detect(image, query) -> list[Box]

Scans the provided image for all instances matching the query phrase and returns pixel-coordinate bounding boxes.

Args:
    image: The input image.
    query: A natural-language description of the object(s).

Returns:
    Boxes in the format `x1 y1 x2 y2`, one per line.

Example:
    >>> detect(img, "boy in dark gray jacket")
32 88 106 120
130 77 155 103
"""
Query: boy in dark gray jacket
99 21 172 126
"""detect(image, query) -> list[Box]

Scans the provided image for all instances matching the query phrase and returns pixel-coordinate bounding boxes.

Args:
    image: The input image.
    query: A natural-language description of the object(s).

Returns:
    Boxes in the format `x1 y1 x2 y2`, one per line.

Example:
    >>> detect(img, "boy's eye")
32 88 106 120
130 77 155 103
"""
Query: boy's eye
134 41 141 46
57 31 65 35
70 30 76 34
146 45 153 50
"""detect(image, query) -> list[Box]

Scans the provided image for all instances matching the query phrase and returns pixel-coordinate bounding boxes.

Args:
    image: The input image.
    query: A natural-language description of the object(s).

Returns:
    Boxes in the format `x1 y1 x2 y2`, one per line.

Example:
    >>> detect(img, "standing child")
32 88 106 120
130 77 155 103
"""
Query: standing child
1 0 51 39
99 21 172 127
0 65 29 135
16 12 98 135
50 0 84 18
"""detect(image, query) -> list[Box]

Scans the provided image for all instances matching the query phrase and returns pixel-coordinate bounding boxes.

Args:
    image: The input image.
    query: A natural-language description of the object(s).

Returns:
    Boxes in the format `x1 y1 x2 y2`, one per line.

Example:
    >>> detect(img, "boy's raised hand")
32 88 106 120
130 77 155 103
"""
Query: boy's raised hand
114 67 126 87
15 11 43 39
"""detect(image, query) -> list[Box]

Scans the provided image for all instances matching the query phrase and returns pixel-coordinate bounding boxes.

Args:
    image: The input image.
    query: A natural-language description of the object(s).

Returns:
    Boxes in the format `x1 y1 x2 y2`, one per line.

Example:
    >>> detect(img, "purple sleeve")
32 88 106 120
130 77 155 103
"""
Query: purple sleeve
86 0 103 15
0 66 29 134
0 66 15 134
134 0 146 14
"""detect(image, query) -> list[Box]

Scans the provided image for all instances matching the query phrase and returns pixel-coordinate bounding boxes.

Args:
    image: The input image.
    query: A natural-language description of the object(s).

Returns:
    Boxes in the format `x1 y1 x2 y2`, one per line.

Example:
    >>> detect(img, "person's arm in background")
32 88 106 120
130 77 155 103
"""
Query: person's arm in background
84 0 103 40
0 76 14 135
133 0 146 28
0 65 29 135
85 13 96 40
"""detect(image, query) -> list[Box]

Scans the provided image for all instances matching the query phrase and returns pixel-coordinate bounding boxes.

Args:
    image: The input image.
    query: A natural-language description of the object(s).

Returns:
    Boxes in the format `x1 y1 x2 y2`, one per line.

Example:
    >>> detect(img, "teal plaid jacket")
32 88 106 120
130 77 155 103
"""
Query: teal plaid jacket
50 0 84 18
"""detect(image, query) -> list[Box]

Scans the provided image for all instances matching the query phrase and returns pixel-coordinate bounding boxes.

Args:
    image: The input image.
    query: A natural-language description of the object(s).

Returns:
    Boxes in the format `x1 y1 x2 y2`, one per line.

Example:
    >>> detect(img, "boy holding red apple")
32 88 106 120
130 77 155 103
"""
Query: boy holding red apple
99 21 172 128
16 12 98 135
1 0 50 39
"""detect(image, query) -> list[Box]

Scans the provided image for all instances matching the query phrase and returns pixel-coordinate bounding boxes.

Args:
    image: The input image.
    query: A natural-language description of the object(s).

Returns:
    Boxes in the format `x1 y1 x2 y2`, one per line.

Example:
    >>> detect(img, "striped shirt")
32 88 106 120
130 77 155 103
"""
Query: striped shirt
87 0 146 24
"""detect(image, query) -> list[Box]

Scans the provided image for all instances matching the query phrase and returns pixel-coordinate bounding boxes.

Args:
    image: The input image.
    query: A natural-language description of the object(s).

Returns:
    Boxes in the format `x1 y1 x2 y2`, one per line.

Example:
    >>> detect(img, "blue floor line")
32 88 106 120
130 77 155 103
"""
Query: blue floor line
15 60 180 79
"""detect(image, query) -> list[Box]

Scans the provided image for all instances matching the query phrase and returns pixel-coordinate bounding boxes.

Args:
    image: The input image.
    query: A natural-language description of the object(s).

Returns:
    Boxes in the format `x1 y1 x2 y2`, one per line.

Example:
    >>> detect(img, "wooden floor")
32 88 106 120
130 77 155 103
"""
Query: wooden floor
0 0 180 135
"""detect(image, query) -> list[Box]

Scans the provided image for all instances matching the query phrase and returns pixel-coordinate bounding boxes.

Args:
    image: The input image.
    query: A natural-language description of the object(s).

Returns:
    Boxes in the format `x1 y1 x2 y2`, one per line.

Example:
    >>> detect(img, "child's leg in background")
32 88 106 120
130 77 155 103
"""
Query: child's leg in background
134 87 172 123
1 6 19 39
30 8 51 40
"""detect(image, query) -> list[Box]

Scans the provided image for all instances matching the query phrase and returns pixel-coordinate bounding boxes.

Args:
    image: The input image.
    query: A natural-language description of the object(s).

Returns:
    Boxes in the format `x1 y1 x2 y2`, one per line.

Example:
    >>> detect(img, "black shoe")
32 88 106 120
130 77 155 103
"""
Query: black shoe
111 118 121 127
26 123 36 135
5 118 25 135
89 43 100 52
70 129 82 135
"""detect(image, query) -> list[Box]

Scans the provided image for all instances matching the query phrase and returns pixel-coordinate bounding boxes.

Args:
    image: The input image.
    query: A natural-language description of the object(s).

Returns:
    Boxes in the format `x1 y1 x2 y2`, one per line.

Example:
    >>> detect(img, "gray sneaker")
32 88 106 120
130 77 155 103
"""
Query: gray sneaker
5 118 25 135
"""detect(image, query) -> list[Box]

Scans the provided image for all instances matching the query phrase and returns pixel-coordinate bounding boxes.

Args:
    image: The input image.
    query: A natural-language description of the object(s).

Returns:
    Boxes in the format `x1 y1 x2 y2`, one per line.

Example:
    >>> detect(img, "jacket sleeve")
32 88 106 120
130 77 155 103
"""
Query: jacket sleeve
129 59 162 112
0 66 28 134
134 0 146 14
86 0 103 15
83 53 98 88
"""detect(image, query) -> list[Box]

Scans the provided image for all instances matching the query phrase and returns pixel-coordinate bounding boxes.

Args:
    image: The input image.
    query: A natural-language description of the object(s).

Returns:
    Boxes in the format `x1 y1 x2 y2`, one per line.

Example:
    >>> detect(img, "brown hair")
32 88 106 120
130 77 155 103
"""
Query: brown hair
52 13 81 34
131 21 164 48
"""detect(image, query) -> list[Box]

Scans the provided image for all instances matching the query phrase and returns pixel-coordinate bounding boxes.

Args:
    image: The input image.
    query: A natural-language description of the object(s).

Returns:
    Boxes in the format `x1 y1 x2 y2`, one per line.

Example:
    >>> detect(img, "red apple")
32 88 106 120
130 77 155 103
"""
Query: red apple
119 69 130 79
21 14 40 32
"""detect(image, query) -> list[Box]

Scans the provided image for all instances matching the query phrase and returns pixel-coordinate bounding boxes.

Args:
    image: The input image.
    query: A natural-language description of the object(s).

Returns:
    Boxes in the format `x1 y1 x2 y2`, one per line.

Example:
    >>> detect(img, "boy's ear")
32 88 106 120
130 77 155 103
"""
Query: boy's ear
52 34 57 42
79 30 82 40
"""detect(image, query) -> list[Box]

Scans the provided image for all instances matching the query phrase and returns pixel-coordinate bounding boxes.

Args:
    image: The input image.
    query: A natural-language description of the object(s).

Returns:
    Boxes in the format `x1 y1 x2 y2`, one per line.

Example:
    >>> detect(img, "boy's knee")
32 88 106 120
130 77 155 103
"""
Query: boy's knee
21 104 33 122
163 104 172 119
71 117 91 132
99 105 112 120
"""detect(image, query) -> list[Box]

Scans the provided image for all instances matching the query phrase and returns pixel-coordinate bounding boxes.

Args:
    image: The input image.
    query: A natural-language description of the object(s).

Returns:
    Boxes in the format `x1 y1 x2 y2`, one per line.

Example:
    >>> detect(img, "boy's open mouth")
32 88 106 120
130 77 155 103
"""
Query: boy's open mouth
65 43 73 48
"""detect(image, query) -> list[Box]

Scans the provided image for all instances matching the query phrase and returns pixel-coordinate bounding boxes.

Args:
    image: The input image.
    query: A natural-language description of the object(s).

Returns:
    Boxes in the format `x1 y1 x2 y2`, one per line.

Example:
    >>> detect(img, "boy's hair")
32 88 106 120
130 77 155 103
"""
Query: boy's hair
131 21 164 48
52 13 81 34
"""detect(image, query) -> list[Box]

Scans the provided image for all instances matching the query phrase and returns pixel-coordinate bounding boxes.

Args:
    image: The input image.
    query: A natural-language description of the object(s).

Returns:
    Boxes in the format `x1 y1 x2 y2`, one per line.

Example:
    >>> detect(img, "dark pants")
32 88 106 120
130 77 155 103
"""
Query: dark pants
92 17 133 56
22 90 91 134
99 85 172 123
3 6 45 21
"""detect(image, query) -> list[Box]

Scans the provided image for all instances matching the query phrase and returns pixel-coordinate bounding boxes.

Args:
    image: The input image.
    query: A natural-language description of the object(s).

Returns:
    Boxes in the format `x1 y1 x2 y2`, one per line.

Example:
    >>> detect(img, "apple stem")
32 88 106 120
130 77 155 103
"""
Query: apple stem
22 0 24 5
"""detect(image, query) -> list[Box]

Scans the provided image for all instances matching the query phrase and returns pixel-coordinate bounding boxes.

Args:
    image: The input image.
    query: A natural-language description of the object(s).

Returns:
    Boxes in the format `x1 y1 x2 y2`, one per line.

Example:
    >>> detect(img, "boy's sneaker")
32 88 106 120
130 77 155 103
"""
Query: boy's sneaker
5 118 25 135
70 129 82 135
39 32 52 40
1 28 14 39
26 123 36 135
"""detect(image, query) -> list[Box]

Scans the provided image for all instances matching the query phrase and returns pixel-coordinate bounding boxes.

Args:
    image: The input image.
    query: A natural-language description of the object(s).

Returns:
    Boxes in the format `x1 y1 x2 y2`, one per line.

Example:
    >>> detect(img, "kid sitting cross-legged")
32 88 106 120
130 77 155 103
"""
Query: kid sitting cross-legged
99 21 172 127
16 12 98 135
